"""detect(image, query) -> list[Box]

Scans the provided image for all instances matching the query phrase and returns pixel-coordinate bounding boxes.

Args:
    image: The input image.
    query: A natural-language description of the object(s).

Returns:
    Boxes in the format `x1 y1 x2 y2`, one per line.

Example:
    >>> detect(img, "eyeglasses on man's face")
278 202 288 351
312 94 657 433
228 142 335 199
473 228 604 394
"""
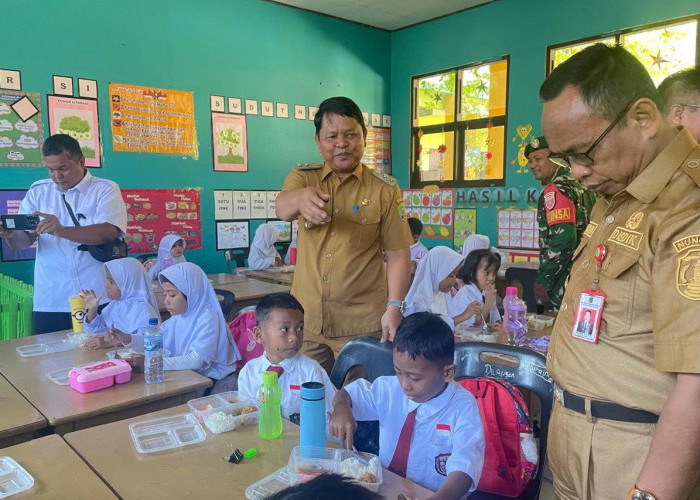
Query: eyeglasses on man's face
680 103 700 110
548 96 639 170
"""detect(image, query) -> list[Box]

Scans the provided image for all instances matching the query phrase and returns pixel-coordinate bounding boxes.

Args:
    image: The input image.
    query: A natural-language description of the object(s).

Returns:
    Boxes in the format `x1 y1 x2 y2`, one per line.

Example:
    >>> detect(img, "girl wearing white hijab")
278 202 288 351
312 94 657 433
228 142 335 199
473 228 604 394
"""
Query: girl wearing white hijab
404 246 482 330
83 257 160 347
159 262 241 394
248 223 283 270
146 234 186 281
461 234 490 258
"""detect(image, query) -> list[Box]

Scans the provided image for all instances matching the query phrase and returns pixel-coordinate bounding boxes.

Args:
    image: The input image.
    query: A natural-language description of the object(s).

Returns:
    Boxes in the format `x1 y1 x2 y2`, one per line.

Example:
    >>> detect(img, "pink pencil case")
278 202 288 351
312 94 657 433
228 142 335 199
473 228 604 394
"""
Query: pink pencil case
69 359 132 393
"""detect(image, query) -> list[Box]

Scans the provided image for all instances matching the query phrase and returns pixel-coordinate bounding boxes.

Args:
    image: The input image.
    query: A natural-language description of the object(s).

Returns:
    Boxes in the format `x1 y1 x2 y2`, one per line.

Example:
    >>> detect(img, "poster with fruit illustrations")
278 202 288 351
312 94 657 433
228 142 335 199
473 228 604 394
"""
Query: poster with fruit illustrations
401 188 453 239
453 209 477 251
121 189 201 253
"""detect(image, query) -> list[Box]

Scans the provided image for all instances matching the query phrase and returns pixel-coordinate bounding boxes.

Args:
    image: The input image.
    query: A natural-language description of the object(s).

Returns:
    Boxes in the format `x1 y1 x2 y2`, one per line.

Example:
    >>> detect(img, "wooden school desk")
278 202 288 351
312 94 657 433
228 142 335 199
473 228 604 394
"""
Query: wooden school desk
0 331 212 435
0 373 46 448
154 275 290 314
0 435 118 499
243 268 295 286
64 405 433 500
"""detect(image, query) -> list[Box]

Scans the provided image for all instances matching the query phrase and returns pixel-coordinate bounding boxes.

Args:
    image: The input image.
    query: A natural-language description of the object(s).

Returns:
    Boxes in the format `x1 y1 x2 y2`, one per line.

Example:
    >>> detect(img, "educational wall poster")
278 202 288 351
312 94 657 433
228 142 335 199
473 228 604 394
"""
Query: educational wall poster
497 208 538 249
47 95 101 167
121 189 201 253
250 191 267 219
212 112 248 172
216 220 249 250
401 188 454 239
108 83 197 156
0 189 36 262
214 190 233 220
233 191 251 219
0 91 43 167
268 220 292 243
266 191 279 219
453 209 477 251
362 127 391 174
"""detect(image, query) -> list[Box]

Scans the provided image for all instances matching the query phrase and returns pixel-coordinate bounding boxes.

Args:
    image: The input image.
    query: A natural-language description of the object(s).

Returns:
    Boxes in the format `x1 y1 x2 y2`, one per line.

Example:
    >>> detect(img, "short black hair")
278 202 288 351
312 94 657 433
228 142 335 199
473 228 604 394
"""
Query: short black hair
256 293 304 326
407 217 423 237
394 312 454 365
314 97 367 138
42 134 84 160
658 67 700 114
264 473 384 500
539 44 658 121
457 248 501 285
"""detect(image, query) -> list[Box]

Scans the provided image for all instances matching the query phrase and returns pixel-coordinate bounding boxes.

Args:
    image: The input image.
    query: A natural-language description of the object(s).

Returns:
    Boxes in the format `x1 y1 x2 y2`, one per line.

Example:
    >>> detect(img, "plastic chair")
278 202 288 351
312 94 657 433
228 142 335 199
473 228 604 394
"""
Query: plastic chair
135 253 157 264
505 267 538 313
329 336 395 389
454 342 553 500
224 248 249 270
213 288 235 321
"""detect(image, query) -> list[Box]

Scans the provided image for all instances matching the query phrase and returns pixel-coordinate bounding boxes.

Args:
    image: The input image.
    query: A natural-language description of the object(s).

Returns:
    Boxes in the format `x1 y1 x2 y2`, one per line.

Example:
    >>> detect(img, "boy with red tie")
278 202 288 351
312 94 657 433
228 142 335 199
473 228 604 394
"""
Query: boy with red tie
238 293 336 422
330 312 485 498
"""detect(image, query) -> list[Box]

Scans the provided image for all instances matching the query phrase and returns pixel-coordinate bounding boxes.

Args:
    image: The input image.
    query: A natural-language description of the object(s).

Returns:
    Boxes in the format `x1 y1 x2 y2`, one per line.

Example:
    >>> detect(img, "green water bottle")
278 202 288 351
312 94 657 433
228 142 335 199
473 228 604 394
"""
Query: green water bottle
258 371 283 439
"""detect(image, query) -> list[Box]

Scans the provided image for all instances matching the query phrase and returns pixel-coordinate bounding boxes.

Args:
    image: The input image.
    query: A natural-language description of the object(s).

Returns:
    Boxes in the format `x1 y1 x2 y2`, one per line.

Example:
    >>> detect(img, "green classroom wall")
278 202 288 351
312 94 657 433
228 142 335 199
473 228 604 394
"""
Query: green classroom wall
2 0 699 285
391 0 699 250
0 0 391 284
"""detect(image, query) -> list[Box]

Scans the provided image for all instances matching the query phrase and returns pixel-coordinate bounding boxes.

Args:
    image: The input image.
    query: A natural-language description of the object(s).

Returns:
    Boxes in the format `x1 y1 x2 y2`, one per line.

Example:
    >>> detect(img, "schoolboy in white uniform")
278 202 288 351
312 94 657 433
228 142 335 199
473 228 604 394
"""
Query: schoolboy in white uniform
408 217 428 270
0 134 127 334
238 293 336 421
331 312 485 498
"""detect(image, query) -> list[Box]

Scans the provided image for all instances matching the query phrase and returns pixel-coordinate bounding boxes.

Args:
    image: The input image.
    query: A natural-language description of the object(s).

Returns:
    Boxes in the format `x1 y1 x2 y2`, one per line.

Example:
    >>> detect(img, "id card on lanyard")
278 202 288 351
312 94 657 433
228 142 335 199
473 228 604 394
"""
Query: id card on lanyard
571 244 607 344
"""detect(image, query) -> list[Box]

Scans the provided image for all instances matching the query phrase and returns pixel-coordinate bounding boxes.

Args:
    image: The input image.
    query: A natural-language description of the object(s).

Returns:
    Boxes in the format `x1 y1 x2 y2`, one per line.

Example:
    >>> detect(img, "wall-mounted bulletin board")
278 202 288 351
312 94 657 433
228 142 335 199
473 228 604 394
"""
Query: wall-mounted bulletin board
401 188 454 239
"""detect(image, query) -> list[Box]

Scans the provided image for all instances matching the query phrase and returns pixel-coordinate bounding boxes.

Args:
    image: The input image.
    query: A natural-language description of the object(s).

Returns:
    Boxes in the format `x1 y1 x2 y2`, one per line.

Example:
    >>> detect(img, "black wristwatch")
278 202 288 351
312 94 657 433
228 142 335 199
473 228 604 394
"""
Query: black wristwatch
387 300 406 315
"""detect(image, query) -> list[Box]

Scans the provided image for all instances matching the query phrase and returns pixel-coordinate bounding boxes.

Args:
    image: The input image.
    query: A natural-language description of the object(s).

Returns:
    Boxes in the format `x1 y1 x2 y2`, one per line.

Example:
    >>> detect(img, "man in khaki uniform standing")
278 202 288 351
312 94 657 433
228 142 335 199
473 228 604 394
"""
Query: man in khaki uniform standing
276 97 412 373
541 44 700 499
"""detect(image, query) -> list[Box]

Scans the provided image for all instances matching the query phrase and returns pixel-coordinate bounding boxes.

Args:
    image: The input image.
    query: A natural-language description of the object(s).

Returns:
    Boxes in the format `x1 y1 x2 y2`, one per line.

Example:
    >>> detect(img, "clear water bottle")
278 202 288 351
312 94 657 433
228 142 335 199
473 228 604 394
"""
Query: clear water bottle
503 286 519 333
258 371 283 439
507 299 528 346
143 318 163 384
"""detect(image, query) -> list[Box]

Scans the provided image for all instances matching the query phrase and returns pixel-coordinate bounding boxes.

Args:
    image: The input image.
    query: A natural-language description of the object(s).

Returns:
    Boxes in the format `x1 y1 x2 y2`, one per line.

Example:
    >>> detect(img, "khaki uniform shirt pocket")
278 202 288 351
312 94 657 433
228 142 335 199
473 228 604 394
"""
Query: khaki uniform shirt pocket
348 209 381 250
600 248 640 335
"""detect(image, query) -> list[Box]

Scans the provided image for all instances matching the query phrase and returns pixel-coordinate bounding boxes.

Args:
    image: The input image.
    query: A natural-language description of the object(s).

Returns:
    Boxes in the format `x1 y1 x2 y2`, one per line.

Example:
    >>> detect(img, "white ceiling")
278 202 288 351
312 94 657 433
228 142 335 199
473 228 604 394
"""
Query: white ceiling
262 0 494 31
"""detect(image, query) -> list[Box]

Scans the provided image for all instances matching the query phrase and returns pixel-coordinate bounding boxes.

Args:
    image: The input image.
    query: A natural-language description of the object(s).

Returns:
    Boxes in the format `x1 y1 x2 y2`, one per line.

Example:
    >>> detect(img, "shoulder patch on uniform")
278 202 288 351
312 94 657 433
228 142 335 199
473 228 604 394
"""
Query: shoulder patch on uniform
675 235 700 300
682 156 700 188
371 169 397 186
543 183 575 226
294 163 322 170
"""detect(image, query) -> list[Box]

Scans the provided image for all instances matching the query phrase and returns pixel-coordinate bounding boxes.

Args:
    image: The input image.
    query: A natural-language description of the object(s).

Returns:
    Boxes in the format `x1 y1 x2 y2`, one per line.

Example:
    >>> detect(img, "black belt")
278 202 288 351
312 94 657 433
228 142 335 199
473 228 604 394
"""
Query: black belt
561 390 658 424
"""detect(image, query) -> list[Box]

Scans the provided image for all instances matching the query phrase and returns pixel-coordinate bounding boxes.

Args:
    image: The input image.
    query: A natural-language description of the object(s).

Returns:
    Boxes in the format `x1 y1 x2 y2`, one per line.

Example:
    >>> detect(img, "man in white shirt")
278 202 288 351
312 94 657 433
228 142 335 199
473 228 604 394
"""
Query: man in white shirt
0 134 127 334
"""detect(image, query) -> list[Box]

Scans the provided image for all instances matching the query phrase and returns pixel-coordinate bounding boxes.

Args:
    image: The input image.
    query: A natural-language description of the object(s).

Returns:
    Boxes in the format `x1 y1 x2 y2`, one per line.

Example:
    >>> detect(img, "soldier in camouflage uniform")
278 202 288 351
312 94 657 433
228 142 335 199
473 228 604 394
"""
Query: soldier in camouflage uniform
526 136 596 308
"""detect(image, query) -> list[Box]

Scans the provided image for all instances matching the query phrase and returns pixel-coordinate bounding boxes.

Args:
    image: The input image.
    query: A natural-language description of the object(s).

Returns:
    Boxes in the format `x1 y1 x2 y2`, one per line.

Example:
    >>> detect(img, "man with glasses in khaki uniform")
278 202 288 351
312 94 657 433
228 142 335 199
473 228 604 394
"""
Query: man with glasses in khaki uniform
541 45 700 499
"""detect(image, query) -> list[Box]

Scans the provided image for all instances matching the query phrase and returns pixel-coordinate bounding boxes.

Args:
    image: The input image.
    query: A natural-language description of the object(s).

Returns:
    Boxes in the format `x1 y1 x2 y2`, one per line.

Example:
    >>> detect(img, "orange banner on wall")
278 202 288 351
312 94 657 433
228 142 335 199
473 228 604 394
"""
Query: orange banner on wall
109 83 197 156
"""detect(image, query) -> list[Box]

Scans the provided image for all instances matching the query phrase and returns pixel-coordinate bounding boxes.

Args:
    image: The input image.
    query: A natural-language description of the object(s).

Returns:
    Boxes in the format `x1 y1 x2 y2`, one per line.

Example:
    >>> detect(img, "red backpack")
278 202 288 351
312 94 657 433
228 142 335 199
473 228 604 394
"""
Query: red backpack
228 310 264 370
457 377 538 497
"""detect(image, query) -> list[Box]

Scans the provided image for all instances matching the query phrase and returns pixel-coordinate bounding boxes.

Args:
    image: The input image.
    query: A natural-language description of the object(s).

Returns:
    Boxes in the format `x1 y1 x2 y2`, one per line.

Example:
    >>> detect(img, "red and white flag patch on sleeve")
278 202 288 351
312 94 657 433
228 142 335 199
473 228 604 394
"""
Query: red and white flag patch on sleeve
543 184 575 226
436 423 451 437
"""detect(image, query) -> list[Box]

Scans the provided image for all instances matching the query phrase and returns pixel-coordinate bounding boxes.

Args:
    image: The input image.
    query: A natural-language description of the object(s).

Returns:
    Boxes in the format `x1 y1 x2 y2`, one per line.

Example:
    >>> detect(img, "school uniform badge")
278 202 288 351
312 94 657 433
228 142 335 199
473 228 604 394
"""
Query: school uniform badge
674 235 700 300
434 453 450 476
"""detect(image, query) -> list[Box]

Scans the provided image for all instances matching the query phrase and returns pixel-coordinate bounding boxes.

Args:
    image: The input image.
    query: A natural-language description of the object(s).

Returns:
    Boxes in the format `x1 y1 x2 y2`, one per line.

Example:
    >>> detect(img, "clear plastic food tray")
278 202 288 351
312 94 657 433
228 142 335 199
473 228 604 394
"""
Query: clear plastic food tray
287 446 340 484
0 457 34 498
107 347 170 359
128 413 206 454
15 338 73 358
46 363 94 386
338 449 383 492
187 391 259 433
245 467 292 500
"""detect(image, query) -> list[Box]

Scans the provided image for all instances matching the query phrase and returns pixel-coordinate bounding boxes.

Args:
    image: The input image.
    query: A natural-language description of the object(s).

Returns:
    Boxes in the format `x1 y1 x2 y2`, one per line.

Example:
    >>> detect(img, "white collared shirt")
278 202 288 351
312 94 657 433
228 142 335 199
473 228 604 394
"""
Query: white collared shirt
452 282 501 326
19 171 127 312
238 352 336 419
344 377 485 495
410 240 429 262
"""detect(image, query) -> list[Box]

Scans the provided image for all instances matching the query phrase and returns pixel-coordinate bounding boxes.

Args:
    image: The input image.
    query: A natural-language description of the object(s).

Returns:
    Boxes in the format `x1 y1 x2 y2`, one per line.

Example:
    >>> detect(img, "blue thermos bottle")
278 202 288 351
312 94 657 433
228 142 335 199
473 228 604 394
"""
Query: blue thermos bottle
300 382 326 448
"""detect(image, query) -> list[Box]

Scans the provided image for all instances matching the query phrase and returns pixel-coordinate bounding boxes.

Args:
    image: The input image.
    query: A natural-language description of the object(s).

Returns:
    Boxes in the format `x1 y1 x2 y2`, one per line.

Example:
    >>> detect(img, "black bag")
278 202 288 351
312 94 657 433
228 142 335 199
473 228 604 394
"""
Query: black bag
62 194 128 262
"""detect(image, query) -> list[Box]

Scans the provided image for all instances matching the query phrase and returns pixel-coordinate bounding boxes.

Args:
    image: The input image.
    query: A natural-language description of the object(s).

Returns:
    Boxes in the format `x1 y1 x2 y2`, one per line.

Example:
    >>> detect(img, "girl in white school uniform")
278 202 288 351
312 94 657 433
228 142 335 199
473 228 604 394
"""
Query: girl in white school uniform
144 234 186 281
159 262 241 394
403 246 482 330
452 248 502 328
83 257 160 348
248 223 283 270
